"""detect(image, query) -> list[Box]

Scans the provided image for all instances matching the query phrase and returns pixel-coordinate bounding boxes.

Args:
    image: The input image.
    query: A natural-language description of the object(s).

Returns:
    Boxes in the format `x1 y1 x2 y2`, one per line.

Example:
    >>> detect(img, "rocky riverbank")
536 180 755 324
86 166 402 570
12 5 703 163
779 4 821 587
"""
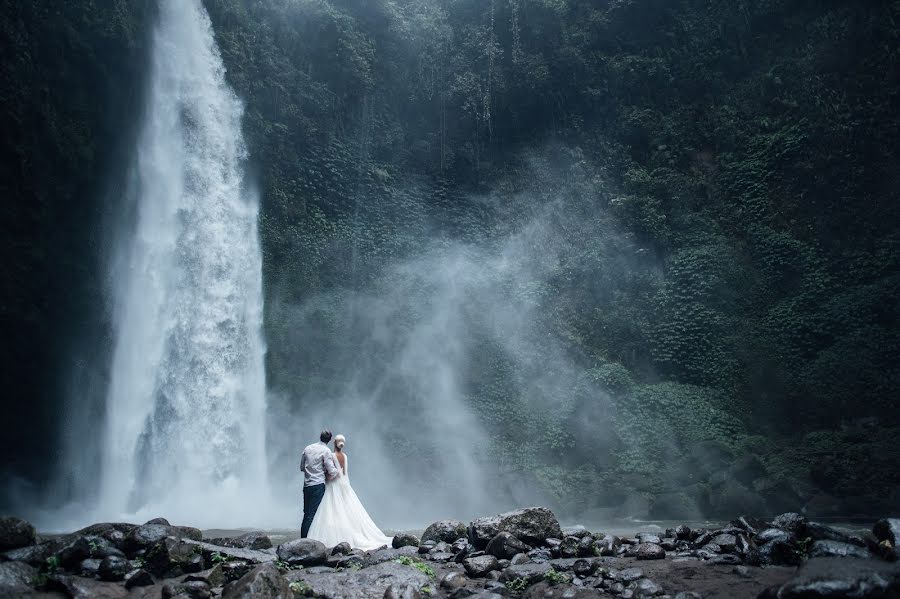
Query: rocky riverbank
0 508 898 598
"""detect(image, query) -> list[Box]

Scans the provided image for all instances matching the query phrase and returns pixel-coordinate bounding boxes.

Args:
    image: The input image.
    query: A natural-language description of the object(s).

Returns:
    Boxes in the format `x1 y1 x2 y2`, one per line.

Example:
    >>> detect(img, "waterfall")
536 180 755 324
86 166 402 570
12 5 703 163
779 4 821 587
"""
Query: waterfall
99 0 270 526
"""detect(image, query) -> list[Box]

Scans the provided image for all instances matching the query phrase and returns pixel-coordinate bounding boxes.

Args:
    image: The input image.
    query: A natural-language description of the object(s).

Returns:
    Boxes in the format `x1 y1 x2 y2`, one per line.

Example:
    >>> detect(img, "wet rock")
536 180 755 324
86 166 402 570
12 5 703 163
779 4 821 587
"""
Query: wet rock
163 579 212 599
760 557 900 598
332 542 352 555
384 584 421 599
222 563 291 599
464 554 501 577
184 539 275 566
804 522 866 546
577 535 595 557
0 517 37 552
286 560 430 599
562 526 591 538
874 518 900 560
748 536 801 566
528 548 552 562
593 534 620 557
429 551 455 563
146 518 171 526
220 560 253 582
637 533 661 545
772 512 806 534
98 555 130 581
572 558 597 577
418 541 435 554
692 531 713 548
635 543 665 560
0 560 37 594
184 564 226 588
755 528 794 545
675 525 691 541
145 537 205 577
124 568 154 589
511 552 530 565
732 516 761 535
560 536 580 558
79 557 101 577
392 534 420 549
423 520 468 544
359 546 419 569
57 535 93 570
50 574 129 598
673 593 703 599
499 561 552 584
733 565 753 578
469 508 562 548
708 554 742 565
710 534 736 553
276 538 327 567
485 532 529 560
440 571 467 589
616 568 645 583
808 540 873 559
206 532 272 551
628 578 663 597
448 588 476 599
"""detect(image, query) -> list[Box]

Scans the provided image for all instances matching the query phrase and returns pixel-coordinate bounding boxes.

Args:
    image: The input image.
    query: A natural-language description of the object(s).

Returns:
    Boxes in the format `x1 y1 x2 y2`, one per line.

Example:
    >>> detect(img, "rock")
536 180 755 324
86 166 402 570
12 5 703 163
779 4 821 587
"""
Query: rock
470 508 563 549
392 534 420 549
708 554 742 565
874 518 900 560
577 535 594 557
183 539 275 566
636 533 661 545
710 534 737 553
276 538 327 567
222 563 291 599
464 555 501 577
145 537 205 577
422 520 468 544
527 548 552 562
733 565 752 578
58 535 93 570
675 525 691 540
748 535 801 567
559 536 579 558
286 560 430 599
332 542 352 555
485 532 530 560
418 541 435 555
593 534 620 557
49 574 129 598
185 565 226 588
206 532 273 551
440 571 467 590
808 540 873 559
146 518 171 526
98 555 130 581
2 539 58 567
635 543 665 560
499 562 552 584
772 512 806 534
616 568 645 583
383 584 421 599
755 528 794 545
628 578 663 597
124 568 154 589
510 552 529 565
428 551 454 563
80 557 102 577
220 560 253 582
760 557 900 598
804 522 866 546
448 588 476 599
0 560 37 594
0 517 37 552
572 558 596 577
162 580 212 599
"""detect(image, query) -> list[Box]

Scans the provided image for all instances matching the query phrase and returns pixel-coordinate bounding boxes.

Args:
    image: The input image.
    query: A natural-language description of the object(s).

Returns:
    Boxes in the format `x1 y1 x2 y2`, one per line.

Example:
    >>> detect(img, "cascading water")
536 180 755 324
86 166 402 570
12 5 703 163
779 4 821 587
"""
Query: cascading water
99 0 270 526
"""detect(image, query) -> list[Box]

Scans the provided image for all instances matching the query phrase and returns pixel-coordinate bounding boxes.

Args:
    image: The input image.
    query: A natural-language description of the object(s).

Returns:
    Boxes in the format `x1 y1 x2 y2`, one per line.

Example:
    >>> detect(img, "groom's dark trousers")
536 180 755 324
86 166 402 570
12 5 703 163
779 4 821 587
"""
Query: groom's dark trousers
301 483 326 538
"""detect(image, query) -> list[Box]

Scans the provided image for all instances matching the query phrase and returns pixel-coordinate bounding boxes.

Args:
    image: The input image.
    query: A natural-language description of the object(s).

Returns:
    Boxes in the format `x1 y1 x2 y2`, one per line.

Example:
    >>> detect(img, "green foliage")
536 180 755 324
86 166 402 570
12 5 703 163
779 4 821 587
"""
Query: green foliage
210 551 229 564
394 556 435 578
544 568 571 585
289 580 314 596
505 576 530 594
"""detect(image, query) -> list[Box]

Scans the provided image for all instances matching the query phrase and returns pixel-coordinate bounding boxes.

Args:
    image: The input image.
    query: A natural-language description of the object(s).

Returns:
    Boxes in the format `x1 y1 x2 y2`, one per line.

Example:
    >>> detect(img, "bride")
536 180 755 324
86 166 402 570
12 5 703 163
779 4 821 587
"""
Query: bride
307 434 393 550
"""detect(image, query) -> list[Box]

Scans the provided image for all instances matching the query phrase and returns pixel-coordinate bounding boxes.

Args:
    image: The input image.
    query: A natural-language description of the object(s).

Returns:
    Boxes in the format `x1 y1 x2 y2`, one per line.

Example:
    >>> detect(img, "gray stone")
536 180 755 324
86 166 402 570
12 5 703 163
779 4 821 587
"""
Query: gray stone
469 508 563 548
0 560 37 594
222 563 291 599
276 538 327 567
616 568 644 583
205 532 272 551
510 552 530 565
392 534 420 549
874 518 900 560
0 517 37 552
49 574 128 598
635 543 665 560
383 584 421 599
286 560 430 599
464 555 501 578
124 568 155 589
440 571 467 590
499 561 552 584
772 512 806 534
808 540 873 559
485 532 530 560
760 557 900 598
422 520 468 544
98 555 130 581
332 542 352 555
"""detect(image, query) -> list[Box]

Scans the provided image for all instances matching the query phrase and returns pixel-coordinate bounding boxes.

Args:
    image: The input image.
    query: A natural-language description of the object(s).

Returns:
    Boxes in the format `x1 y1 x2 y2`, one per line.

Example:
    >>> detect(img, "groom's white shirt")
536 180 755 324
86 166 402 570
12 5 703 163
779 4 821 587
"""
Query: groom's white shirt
300 441 341 487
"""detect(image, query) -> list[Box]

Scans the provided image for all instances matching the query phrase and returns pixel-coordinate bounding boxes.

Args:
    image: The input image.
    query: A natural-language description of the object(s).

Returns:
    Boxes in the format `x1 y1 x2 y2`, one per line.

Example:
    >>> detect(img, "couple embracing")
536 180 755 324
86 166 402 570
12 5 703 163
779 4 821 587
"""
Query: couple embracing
300 430 392 550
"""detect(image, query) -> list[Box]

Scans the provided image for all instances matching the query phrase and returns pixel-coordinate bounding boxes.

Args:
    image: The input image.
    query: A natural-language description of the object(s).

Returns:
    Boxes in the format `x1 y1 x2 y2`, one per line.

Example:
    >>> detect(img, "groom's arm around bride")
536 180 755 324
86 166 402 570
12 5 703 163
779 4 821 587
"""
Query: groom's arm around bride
300 429 341 538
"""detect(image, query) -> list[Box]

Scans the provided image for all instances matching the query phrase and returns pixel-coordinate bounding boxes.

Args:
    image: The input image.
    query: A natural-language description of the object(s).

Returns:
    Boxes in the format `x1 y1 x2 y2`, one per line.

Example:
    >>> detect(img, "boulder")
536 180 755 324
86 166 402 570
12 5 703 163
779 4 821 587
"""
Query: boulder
275 538 327 567
183 539 275 565
499 562 552 584
80 557 102 577
440 571 467 590
422 520 468 544
285 560 430 599
0 560 37 595
710 534 737 553
808 540 873 559
577 535 594 557
760 557 900 598
162 579 212 598
146 518 171 526
98 555 130 581
635 543 665 560
470 508 562 549
804 522 866 546
772 512 807 534
593 534 620 557
464 555 501 577
874 518 900 560
0 517 37 552
392 534 420 549
332 542 352 555
124 568 154 589
58 535 93 570
205 532 272 551
485 532 531 560
49 574 128 598
222 563 291 599
384 584 422 599
145 537 205 577
559 537 579 558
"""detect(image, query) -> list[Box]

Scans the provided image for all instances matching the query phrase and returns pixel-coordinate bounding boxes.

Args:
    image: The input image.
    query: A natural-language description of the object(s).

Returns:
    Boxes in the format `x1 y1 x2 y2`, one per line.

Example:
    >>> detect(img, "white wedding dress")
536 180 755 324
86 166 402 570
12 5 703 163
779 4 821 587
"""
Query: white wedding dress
307 455 393 550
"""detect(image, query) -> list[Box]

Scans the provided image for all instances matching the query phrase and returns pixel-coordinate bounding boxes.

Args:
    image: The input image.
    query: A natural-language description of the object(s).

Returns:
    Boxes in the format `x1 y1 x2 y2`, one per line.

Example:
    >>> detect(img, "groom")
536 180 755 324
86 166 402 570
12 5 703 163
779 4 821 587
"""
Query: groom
300 429 342 538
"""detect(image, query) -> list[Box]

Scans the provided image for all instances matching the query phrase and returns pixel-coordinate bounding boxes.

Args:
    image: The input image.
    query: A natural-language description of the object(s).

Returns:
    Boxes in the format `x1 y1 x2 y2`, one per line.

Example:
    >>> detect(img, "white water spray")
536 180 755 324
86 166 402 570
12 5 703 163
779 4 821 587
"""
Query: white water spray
99 0 270 526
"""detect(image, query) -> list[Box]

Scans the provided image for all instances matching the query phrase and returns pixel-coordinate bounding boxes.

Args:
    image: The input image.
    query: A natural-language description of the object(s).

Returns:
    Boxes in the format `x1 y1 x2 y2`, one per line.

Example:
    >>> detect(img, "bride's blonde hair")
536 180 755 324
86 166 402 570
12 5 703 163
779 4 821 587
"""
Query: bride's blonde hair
334 434 346 450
